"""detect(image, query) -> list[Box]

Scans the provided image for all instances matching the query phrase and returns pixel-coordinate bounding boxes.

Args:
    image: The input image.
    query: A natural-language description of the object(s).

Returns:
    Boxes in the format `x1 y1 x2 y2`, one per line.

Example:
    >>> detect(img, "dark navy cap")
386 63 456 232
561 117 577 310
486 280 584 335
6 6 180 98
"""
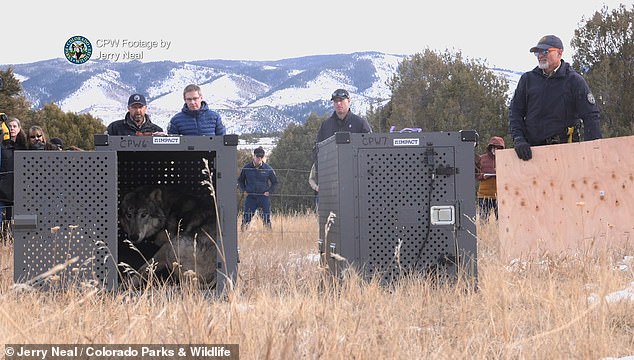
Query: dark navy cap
254 146 265 157
128 93 147 106
530 35 564 52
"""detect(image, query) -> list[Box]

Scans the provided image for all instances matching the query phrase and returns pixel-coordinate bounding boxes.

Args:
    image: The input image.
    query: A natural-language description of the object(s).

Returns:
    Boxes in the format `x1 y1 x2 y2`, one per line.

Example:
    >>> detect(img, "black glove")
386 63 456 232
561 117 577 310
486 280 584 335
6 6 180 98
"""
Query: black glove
514 138 532 161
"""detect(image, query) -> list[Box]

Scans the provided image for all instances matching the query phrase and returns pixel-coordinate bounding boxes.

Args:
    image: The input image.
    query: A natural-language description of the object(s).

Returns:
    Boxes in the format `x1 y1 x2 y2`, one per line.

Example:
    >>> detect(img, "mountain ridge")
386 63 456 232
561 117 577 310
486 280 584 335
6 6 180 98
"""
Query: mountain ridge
3 52 521 134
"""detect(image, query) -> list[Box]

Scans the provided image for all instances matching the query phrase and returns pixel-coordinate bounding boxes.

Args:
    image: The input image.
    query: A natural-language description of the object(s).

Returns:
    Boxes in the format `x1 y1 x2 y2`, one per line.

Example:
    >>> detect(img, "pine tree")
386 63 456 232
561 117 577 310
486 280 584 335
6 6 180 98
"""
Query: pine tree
267 114 323 212
367 49 510 153
571 4 634 137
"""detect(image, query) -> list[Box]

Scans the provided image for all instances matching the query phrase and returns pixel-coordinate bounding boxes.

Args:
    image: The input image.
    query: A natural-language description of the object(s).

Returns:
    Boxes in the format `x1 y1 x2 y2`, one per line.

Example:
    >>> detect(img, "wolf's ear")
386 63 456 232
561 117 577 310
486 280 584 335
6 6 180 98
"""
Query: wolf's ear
150 188 162 201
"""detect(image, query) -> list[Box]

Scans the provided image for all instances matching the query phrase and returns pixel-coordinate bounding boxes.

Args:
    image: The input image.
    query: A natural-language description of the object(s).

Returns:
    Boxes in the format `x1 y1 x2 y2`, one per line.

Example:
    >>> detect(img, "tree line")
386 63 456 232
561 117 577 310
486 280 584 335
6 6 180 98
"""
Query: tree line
268 4 634 212
1 5 633 212
0 69 106 150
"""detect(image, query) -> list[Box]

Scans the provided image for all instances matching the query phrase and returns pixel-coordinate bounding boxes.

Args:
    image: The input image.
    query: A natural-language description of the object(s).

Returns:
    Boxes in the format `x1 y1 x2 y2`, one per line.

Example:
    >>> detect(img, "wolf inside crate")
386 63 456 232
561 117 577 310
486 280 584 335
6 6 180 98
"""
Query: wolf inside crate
118 185 217 288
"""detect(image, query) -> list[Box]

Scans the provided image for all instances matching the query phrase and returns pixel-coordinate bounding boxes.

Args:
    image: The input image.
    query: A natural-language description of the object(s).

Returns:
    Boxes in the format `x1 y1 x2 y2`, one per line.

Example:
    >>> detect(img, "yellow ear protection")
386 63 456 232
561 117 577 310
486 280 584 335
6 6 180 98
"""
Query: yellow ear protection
0 113 9 141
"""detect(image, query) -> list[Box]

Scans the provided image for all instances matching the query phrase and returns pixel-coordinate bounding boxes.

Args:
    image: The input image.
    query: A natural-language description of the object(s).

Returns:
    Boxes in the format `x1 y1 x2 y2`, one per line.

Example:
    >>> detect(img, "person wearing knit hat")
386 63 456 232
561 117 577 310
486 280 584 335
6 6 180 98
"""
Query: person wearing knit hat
475 136 505 219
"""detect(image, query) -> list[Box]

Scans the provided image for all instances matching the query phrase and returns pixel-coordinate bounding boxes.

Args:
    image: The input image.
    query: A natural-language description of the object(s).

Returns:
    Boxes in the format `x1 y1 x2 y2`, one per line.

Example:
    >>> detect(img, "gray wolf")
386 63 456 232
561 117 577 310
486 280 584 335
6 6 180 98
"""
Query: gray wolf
119 185 217 287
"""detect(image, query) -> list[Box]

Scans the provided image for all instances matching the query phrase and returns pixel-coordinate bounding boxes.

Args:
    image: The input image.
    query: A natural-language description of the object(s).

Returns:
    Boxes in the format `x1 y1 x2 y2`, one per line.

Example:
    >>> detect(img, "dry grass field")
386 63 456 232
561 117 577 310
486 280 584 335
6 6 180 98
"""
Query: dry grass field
1 213 633 359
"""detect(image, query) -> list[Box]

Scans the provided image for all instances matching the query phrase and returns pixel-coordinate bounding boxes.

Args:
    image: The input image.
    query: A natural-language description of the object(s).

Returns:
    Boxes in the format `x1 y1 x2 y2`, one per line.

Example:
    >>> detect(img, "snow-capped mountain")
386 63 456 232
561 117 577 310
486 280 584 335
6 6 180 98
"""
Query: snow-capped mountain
5 52 522 134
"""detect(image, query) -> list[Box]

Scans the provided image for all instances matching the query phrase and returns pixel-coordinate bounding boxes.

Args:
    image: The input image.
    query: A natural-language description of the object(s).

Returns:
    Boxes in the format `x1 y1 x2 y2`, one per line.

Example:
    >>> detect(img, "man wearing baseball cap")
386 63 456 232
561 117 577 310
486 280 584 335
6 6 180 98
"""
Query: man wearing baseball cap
312 88 372 162
107 93 164 136
509 35 602 161
237 146 278 230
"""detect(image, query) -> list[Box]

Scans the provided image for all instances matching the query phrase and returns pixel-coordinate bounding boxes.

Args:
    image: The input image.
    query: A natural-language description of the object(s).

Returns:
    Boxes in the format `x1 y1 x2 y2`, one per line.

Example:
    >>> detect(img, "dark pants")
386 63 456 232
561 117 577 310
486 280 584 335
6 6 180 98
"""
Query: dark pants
0 201 12 243
242 194 272 229
478 198 498 220
0 201 12 221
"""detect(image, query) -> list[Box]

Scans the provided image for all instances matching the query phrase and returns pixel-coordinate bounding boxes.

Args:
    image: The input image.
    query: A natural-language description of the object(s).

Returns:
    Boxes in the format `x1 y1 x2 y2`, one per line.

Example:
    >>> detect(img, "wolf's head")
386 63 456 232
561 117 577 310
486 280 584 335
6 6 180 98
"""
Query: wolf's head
120 188 167 243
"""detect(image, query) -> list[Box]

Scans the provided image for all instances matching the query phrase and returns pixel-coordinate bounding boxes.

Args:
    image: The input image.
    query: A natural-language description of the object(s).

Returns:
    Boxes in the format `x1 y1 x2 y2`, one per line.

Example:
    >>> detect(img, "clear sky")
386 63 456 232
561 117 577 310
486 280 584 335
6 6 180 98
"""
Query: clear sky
1 0 628 71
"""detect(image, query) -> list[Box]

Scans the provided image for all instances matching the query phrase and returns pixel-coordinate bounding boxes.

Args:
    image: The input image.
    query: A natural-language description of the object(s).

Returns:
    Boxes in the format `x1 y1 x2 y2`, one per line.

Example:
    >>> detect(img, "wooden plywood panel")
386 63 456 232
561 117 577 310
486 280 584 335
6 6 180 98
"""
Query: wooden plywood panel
496 135 634 260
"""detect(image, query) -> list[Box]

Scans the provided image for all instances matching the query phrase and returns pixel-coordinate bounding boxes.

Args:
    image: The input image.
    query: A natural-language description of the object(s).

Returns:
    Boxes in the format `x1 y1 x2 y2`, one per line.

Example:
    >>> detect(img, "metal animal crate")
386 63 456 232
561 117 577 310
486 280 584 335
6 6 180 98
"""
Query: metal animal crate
12 135 239 293
317 131 477 285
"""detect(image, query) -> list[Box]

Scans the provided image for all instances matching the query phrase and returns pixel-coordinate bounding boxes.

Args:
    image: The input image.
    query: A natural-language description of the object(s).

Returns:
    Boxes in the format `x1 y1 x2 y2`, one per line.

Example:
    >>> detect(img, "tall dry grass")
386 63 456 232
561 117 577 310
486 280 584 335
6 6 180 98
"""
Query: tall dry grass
1 213 633 359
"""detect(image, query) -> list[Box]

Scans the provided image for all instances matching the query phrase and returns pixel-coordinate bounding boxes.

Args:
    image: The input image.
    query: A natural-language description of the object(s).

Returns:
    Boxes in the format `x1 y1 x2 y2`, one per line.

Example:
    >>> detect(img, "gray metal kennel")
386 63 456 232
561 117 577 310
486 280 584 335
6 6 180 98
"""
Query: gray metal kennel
12 135 239 294
317 131 478 285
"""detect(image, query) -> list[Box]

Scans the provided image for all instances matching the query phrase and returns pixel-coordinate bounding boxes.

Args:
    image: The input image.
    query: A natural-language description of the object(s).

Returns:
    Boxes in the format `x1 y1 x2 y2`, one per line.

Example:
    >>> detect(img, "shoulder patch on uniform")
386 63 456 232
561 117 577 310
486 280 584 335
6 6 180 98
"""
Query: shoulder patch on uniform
587 93 596 105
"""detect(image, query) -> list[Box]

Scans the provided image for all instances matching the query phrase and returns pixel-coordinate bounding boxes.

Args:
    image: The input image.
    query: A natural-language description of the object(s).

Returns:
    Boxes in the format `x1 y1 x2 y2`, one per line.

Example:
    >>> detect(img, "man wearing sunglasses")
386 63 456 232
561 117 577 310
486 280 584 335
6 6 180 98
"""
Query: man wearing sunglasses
313 88 372 162
509 35 602 161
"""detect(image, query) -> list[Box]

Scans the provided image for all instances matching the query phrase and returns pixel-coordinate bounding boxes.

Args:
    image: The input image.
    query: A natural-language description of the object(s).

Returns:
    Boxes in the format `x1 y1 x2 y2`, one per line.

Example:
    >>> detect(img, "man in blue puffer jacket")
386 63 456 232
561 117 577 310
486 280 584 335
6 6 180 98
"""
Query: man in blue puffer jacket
167 84 226 135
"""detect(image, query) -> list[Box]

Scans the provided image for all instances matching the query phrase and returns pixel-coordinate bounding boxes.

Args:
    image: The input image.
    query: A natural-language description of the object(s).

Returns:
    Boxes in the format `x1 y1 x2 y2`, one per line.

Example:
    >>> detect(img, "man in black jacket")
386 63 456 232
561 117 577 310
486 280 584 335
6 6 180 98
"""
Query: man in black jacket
509 35 602 161
107 93 164 136
312 88 372 161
